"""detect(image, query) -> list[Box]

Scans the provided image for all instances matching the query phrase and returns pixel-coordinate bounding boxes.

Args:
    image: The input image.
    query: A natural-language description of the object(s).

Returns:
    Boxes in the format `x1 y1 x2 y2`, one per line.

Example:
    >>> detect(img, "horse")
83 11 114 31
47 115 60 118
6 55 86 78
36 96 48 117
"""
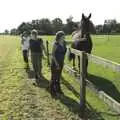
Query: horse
68 13 96 75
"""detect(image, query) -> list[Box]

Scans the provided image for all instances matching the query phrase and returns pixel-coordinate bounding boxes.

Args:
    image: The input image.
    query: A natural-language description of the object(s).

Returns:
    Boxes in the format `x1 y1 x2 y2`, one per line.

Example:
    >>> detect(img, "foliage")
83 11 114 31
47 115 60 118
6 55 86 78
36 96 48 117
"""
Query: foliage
96 19 120 34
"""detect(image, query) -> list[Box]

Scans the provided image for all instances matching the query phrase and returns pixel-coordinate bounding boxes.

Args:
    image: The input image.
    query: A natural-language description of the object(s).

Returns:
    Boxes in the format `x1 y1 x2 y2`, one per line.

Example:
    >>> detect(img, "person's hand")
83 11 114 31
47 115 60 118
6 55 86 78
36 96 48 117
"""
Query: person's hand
56 64 60 70
43 55 47 59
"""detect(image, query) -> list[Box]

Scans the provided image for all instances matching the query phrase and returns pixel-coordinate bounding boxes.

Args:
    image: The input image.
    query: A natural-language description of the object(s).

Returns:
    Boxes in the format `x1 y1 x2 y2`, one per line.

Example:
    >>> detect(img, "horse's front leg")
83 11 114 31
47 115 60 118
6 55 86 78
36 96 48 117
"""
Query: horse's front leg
72 55 76 70
78 56 80 74
85 57 88 77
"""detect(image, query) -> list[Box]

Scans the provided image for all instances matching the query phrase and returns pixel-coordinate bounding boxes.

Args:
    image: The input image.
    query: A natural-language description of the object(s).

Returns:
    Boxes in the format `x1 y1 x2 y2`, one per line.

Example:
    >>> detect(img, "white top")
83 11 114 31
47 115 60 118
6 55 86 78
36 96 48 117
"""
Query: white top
21 36 30 50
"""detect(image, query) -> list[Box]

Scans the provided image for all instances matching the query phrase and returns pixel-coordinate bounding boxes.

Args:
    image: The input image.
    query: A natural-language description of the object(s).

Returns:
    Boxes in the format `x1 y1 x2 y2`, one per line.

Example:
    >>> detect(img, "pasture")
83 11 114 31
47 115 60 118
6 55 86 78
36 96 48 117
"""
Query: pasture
0 35 120 120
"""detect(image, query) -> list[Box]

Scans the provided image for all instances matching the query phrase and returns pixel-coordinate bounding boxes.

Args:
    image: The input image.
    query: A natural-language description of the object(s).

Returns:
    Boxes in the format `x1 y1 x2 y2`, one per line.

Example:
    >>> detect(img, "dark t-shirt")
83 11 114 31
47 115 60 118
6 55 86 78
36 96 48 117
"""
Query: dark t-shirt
29 38 43 53
52 41 67 66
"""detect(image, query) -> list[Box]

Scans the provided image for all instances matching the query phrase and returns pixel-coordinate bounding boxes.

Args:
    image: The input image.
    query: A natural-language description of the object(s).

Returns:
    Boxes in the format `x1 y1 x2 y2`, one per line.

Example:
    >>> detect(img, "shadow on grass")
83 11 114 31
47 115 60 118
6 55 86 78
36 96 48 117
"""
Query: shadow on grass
61 76 106 119
39 76 83 118
30 74 119 119
23 67 120 119
86 102 120 120
24 67 35 79
23 65 50 90
88 74 120 102
37 76 49 90
61 76 80 98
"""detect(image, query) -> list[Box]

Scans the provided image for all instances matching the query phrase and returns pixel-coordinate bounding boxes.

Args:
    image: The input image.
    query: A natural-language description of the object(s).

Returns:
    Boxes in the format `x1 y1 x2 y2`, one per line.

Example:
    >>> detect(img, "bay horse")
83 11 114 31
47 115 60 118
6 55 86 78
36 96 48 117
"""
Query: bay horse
69 13 96 75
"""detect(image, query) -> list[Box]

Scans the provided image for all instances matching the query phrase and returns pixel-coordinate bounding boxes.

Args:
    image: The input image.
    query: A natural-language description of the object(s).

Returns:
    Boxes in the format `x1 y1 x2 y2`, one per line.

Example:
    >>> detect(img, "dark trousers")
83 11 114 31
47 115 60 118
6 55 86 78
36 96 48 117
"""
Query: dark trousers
50 62 63 94
23 50 29 63
31 53 42 77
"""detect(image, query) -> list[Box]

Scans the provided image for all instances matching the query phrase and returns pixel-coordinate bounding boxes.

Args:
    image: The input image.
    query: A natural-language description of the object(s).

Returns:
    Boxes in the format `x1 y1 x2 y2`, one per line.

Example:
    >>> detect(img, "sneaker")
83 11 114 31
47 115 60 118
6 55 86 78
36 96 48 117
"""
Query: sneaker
35 75 38 79
57 89 64 95
36 78 40 85
50 90 58 98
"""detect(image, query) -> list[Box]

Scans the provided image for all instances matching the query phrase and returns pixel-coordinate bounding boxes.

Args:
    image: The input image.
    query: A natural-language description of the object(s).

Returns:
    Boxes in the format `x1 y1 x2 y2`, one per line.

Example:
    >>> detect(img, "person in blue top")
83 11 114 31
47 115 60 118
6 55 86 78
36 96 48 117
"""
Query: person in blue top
50 31 67 97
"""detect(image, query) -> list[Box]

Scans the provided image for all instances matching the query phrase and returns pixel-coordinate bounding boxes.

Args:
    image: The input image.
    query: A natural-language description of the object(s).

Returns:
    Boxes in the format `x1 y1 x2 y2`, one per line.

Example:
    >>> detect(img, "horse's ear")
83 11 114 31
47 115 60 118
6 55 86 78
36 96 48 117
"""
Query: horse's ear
88 13 92 19
82 13 85 19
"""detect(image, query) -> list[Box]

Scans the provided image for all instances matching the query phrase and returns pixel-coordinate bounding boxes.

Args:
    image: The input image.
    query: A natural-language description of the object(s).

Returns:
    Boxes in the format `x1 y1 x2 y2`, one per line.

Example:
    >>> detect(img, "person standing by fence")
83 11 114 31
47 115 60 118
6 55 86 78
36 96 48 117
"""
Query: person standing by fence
20 31 30 68
29 29 47 83
50 31 67 97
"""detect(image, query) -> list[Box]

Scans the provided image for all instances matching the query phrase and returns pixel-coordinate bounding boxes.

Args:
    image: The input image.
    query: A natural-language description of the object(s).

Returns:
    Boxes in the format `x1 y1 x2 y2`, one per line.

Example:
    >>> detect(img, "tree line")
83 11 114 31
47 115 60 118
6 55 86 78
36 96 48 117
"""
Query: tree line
9 18 72 35
96 19 120 34
3 18 120 35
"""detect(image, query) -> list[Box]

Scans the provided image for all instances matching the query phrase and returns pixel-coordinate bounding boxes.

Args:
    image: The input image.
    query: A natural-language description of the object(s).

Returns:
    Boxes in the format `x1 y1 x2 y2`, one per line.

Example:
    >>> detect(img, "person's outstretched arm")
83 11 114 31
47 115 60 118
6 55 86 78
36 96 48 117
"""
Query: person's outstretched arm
41 42 47 56
52 44 60 69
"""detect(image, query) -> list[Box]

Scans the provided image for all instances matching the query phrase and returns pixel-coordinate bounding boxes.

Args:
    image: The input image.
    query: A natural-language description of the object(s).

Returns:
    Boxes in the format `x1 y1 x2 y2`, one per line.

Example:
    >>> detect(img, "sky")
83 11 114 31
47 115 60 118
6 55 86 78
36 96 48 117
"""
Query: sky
0 0 120 32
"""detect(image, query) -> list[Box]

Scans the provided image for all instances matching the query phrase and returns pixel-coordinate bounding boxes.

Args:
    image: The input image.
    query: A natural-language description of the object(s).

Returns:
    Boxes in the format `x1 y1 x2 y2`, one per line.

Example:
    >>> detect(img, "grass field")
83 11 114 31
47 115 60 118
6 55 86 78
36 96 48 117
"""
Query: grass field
43 35 120 102
0 35 120 120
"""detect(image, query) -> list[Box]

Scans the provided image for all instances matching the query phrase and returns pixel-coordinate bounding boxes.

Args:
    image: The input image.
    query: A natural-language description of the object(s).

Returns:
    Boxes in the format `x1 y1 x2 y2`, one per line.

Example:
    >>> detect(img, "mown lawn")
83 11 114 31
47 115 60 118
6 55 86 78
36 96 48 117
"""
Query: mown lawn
0 35 120 120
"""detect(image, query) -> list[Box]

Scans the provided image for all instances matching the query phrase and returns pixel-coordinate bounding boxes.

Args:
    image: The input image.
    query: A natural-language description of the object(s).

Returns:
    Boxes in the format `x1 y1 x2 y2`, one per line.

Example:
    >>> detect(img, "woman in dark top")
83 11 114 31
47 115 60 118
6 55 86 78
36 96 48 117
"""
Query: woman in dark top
50 31 67 97
29 29 47 84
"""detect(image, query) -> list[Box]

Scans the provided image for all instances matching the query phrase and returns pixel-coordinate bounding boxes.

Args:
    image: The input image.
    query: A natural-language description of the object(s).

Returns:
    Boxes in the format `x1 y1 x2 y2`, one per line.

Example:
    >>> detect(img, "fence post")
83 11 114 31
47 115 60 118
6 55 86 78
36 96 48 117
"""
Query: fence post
46 41 50 66
78 56 80 75
79 51 87 119
73 56 76 69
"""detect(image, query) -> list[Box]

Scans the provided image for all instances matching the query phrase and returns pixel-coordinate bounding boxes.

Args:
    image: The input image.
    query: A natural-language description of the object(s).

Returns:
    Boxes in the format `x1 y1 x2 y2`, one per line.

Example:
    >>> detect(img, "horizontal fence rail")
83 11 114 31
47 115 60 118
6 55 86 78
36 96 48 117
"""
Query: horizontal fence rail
64 65 120 114
70 48 120 72
87 53 120 72
66 40 120 72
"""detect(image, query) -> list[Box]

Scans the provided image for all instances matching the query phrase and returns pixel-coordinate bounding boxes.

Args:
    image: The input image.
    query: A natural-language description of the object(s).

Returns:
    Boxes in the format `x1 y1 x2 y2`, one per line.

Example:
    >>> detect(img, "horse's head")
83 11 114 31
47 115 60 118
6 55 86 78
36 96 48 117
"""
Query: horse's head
80 13 96 36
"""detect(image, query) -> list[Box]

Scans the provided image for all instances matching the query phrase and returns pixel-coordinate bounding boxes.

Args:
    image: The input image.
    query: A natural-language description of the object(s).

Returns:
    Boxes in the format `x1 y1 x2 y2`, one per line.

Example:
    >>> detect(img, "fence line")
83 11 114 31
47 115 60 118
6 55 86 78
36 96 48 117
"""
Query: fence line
70 48 120 72
68 47 120 114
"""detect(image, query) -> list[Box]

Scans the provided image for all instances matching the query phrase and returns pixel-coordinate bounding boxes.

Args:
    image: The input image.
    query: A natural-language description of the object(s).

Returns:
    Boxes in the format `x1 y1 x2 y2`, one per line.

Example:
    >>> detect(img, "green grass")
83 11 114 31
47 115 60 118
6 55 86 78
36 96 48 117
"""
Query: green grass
42 35 120 63
89 35 120 102
92 35 120 63
0 35 120 120
42 35 120 102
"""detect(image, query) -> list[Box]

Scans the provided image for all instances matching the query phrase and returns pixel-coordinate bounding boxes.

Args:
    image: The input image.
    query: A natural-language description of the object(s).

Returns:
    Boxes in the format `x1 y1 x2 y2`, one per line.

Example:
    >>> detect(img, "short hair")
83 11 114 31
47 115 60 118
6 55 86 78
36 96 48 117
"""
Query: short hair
56 31 65 41
31 29 38 35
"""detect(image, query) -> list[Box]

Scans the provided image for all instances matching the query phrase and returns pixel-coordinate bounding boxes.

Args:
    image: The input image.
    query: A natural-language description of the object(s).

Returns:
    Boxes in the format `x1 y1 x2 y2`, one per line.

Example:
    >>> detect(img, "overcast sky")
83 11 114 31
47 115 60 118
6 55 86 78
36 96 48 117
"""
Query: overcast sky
0 0 120 32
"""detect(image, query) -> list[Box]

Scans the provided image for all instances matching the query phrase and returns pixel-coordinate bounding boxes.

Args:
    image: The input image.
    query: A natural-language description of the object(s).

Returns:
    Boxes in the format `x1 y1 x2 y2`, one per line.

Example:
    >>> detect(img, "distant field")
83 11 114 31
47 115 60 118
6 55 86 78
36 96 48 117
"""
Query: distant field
92 35 120 63
42 35 120 63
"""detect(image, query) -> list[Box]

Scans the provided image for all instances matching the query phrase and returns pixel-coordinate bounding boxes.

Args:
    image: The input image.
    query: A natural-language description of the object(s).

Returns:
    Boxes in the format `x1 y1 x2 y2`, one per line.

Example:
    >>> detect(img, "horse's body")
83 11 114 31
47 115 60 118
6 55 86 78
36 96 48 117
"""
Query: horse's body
68 13 96 74
72 31 92 54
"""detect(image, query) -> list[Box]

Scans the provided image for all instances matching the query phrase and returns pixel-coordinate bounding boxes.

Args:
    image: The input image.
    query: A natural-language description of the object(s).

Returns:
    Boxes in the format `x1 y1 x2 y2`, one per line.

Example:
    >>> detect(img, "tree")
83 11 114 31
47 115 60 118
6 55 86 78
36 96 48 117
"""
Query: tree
116 23 120 33
52 18 64 34
17 22 32 34
4 29 9 35
96 25 103 34
31 20 40 30
10 28 18 35
65 19 75 34
103 19 117 33
39 18 53 35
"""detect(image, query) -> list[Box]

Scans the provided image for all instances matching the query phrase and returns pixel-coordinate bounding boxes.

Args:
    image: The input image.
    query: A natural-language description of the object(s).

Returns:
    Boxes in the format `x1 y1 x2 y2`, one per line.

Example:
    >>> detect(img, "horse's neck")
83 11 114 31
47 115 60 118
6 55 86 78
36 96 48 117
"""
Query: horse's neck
81 31 90 38
72 30 82 41
86 33 90 39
